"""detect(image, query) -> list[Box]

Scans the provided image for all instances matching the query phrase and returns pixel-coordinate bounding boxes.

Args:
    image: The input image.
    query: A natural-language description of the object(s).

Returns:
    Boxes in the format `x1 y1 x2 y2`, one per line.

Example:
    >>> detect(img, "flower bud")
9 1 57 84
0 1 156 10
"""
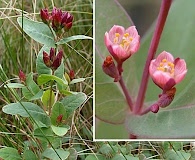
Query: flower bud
56 114 63 123
102 55 120 82
43 51 51 67
40 9 50 24
157 87 176 108
61 12 73 31
51 50 63 70
69 70 75 80
19 70 26 83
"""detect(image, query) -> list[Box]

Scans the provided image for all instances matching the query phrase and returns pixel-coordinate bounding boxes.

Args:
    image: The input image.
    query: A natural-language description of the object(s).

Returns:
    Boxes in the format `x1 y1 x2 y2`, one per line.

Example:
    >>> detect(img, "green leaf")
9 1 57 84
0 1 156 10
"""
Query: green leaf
85 155 107 160
67 148 78 160
112 154 139 160
23 150 38 160
61 92 87 117
42 89 55 108
69 78 85 85
56 35 92 45
4 83 25 88
22 72 42 100
17 17 55 47
51 102 67 125
42 148 70 160
95 0 195 138
165 150 191 160
2 102 50 126
37 74 68 87
0 147 22 160
51 125 70 136
34 127 53 142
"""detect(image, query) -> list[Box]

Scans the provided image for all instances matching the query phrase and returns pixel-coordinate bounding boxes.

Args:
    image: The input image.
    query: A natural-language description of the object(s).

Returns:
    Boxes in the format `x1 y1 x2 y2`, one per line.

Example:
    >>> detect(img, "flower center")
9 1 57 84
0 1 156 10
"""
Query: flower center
157 59 175 75
114 33 133 49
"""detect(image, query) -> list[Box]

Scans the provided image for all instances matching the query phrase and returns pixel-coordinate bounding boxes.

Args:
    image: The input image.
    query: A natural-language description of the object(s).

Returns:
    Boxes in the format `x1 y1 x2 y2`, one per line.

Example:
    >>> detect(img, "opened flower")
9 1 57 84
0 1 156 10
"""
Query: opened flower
149 51 187 91
104 25 140 72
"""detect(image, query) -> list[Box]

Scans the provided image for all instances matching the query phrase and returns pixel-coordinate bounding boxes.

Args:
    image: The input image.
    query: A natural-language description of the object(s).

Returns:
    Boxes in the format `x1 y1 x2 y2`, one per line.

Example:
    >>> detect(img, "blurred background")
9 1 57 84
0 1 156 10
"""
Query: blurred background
118 0 161 36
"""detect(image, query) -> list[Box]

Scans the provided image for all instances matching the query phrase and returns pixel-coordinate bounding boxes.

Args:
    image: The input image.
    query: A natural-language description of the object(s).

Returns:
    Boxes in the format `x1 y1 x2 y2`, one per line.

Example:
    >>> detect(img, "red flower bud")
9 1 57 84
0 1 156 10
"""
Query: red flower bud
49 48 55 61
69 70 75 80
56 114 63 123
51 7 62 30
19 70 26 83
102 56 120 82
40 9 50 24
61 12 73 31
51 50 63 70
43 51 51 67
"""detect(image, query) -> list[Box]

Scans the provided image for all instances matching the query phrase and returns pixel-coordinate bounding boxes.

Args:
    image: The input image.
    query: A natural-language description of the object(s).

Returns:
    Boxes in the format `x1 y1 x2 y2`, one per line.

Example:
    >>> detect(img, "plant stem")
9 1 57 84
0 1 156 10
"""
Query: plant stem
119 77 133 111
49 70 54 115
134 0 172 114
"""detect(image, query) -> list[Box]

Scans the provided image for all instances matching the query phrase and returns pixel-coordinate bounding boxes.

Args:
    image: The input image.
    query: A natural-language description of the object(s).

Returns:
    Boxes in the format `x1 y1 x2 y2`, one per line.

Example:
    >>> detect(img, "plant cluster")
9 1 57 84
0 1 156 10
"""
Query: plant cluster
0 2 92 159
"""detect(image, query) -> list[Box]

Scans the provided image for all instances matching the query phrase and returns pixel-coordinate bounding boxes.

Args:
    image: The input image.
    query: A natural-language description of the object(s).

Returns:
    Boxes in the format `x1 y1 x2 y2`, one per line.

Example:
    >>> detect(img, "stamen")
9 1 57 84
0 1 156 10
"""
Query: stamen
124 33 129 37
162 59 167 63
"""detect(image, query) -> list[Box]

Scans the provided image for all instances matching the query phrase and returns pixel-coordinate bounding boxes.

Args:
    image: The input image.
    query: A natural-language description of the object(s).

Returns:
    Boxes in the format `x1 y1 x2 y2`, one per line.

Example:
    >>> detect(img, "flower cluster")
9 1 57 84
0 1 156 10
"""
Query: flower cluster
103 25 140 81
43 48 63 70
40 7 73 32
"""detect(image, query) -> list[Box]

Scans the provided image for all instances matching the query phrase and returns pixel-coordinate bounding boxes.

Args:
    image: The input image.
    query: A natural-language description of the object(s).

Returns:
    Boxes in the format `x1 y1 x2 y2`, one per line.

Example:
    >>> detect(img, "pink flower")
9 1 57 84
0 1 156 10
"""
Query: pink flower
104 25 140 64
149 51 187 91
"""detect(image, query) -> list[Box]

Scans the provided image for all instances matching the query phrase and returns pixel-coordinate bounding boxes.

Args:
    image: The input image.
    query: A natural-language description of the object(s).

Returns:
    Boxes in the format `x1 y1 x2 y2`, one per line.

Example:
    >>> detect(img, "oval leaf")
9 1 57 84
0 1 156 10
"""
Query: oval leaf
17 17 55 47
2 102 50 126
51 125 70 136
42 148 70 160
61 92 87 117
0 147 21 160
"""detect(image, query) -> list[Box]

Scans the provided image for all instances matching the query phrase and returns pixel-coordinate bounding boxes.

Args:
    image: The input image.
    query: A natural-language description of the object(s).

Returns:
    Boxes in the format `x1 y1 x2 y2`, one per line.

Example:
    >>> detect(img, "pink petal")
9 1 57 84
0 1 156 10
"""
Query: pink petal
129 38 140 54
149 59 157 75
174 58 187 75
108 25 125 42
174 70 187 84
151 71 172 89
125 26 139 38
112 45 130 61
155 51 174 64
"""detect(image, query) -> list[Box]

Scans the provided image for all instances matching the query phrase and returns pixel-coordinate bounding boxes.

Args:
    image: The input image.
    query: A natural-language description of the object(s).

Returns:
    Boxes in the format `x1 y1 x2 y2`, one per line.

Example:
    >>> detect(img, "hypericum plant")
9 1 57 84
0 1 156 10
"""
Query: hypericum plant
0 5 92 160
95 0 194 139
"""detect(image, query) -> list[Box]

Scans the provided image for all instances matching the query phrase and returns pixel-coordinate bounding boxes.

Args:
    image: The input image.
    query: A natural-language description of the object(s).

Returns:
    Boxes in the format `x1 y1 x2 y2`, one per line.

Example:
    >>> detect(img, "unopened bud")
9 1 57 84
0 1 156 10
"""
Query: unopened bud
158 87 176 108
56 114 63 123
102 56 120 82
40 9 50 24
19 70 26 83
43 51 51 67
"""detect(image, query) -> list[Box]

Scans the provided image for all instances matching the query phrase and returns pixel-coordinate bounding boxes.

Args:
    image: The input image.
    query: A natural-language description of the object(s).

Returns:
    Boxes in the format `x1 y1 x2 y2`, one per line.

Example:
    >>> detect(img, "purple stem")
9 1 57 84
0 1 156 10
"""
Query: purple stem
134 0 173 114
119 77 133 111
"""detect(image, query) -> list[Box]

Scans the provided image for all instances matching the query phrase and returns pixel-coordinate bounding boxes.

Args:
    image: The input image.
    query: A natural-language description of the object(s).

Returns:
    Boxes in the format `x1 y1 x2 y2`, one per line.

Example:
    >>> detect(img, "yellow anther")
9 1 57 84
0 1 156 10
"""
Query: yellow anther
129 37 133 41
162 59 167 63
115 33 120 37
157 67 164 71
159 63 163 67
124 33 129 37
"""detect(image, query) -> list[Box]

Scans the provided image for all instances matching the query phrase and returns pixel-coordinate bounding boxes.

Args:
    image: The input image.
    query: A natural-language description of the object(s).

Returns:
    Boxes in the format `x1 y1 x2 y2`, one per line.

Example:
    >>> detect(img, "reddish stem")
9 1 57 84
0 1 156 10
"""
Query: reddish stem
134 0 173 114
119 77 133 111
